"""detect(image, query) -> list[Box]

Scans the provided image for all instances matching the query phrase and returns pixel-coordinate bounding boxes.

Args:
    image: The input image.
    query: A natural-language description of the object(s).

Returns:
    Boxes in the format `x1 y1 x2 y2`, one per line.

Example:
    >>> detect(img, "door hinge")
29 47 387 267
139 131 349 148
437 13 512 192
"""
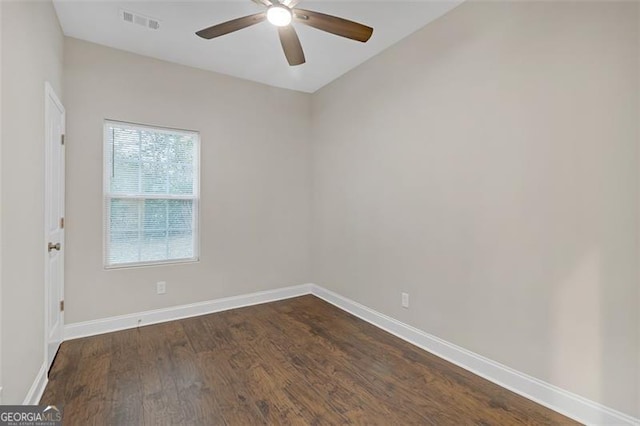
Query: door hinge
61 134 65 145
60 300 64 312
60 217 64 229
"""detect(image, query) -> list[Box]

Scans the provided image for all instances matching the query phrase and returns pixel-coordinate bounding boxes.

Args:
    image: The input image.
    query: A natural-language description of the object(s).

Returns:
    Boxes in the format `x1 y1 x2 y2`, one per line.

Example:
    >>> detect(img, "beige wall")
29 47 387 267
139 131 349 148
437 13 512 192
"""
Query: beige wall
63 38 311 324
1 0 64 404
0 0 3 403
311 1 639 418
0 0 4 402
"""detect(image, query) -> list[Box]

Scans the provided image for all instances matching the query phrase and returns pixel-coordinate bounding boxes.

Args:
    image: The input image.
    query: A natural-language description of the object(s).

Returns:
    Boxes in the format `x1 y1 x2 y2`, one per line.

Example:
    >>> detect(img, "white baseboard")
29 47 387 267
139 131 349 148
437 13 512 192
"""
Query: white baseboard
58 282 638 425
64 283 313 341
23 362 47 405
310 284 639 426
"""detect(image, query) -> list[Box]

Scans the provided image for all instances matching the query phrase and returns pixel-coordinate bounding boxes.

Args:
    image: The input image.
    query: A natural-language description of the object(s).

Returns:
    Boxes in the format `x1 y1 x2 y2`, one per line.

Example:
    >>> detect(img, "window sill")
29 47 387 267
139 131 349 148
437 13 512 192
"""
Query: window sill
104 257 199 270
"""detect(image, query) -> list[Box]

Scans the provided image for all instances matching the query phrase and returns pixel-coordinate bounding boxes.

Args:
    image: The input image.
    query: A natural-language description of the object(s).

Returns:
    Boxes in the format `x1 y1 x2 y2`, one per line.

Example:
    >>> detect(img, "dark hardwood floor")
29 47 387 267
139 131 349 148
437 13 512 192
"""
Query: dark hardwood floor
41 295 578 425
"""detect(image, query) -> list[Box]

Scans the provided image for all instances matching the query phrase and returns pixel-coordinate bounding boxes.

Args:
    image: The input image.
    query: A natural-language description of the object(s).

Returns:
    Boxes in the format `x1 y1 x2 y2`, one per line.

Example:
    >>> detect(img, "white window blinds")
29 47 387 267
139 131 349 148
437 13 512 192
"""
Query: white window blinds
104 121 200 268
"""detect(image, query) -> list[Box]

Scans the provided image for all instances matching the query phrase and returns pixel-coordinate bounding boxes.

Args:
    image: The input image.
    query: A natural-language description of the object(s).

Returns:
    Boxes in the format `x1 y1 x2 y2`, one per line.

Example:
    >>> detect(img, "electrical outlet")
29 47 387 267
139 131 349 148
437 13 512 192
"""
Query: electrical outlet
402 292 409 308
157 281 166 295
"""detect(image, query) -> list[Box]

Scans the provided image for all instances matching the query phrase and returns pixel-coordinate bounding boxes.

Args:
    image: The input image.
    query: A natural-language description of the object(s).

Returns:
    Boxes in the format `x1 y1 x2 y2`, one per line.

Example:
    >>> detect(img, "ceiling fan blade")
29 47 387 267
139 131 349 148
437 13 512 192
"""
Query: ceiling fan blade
278 25 305 66
293 9 373 42
252 0 272 7
283 0 301 8
196 13 266 39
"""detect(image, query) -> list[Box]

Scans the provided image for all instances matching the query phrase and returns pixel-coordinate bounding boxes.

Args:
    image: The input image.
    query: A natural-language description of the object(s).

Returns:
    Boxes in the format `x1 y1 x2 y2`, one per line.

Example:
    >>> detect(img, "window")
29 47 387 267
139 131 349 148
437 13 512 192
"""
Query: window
104 120 199 268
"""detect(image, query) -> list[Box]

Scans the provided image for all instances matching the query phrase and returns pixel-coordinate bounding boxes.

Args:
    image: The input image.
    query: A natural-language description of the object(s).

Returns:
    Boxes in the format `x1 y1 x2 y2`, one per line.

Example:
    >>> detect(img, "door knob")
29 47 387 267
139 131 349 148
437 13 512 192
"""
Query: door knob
48 242 61 252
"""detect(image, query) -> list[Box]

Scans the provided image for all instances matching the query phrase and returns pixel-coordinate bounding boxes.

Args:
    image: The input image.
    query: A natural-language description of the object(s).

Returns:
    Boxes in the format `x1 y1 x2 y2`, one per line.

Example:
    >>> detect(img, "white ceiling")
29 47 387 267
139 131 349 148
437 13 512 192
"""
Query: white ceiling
53 1 463 93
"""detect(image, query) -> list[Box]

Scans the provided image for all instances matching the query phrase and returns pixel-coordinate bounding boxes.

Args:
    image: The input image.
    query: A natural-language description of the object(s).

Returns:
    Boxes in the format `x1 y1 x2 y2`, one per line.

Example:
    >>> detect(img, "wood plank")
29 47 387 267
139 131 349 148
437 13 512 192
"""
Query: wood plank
41 295 579 425
103 329 144 426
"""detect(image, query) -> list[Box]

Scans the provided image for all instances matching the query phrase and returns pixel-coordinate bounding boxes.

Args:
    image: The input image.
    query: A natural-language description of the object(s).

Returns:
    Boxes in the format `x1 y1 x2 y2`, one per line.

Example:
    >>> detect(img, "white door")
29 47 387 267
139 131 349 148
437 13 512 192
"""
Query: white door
44 82 65 371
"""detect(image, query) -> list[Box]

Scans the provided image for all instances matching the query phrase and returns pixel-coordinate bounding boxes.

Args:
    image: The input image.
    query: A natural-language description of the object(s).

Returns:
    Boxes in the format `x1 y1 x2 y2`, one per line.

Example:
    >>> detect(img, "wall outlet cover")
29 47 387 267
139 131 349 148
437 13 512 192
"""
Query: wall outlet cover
402 292 409 308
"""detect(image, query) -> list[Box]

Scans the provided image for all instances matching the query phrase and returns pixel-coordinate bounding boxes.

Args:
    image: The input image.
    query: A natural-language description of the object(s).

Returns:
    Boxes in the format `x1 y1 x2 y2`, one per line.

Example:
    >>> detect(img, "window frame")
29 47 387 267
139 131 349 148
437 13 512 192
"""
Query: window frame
103 119 201 269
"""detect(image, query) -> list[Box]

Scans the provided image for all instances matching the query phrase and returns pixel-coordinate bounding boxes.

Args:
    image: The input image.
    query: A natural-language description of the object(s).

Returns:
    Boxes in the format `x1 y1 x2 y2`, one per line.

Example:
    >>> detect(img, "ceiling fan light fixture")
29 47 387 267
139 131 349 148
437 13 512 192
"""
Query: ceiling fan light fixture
267 6 292 27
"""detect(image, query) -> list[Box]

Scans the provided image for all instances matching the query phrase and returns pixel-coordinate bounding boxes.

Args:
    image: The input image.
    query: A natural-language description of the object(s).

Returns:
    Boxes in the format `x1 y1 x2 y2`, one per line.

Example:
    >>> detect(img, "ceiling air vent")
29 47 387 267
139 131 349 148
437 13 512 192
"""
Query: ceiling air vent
122 10 134 23
119 9 161 31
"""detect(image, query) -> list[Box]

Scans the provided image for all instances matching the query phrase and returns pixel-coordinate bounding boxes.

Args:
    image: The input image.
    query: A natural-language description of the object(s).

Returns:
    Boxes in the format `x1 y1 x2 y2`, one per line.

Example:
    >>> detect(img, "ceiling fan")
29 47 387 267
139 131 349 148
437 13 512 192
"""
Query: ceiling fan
195 0 374 66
